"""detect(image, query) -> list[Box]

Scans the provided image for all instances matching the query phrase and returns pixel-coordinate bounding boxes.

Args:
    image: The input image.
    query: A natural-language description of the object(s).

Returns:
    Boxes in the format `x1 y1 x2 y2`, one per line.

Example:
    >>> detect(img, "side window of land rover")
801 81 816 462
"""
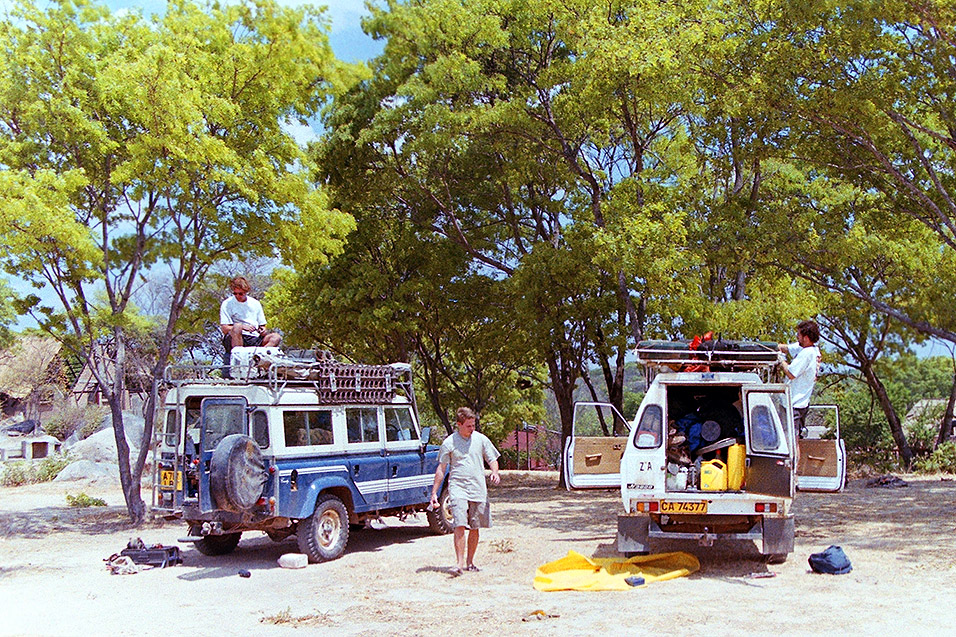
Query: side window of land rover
284 410 334 447
346 407 380 444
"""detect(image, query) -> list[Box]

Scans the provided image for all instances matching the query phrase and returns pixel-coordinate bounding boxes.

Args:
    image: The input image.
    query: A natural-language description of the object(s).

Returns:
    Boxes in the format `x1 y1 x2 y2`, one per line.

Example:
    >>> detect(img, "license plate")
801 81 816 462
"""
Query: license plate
661 500 707 514
160 470 182 490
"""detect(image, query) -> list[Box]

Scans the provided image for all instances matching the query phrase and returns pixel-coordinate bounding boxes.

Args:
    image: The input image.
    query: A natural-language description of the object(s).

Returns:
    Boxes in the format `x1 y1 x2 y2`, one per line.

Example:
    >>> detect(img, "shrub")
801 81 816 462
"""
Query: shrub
0 453 73 486
35 453 72 482
913 441 956 474
66 492 107 507
0 461 33 487
43 400 109 441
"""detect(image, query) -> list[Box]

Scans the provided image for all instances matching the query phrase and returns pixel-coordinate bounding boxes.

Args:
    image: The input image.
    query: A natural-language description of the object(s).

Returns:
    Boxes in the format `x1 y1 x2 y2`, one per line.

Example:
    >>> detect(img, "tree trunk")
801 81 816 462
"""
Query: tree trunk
549 353 579 490
860 360 913 469
937 369 956 446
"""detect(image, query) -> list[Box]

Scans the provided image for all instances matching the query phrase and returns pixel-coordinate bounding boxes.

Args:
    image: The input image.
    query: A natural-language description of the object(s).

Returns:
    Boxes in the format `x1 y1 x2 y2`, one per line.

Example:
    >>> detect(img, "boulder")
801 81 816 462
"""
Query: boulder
71 427 139 464
53 459 119 483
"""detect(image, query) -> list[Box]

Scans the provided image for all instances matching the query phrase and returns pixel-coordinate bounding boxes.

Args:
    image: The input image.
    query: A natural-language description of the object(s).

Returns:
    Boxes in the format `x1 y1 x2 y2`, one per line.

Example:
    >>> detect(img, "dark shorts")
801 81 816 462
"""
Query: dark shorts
240 334 264 347
449 498 491 529
793 407 809 438
223 333 264 350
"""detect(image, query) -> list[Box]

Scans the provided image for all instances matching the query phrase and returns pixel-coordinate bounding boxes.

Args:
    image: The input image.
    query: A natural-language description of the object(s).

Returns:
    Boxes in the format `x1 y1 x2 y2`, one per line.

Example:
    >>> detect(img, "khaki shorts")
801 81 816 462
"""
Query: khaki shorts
449 498 491 529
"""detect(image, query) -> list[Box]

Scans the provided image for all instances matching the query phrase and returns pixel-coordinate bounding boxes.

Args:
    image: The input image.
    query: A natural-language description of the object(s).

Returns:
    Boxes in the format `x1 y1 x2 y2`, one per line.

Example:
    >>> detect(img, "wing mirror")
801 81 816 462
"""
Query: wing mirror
420 427 431 452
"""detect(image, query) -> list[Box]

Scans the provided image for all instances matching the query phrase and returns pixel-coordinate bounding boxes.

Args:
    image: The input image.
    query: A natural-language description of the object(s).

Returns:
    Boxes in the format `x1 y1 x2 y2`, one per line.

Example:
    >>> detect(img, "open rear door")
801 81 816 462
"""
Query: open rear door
742 386 794 499
564 402 630 490
797 405 846 492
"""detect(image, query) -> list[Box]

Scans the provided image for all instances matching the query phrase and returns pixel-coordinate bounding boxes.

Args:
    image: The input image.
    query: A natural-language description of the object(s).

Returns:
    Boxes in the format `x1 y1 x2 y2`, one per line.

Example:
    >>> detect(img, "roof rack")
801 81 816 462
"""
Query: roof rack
635 339 781 379
163 350 418 409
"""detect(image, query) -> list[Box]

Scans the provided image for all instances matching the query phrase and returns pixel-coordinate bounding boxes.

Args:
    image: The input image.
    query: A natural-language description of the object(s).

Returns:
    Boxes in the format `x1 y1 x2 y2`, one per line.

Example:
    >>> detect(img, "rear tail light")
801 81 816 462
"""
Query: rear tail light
755 502 778 513
635 501 659 513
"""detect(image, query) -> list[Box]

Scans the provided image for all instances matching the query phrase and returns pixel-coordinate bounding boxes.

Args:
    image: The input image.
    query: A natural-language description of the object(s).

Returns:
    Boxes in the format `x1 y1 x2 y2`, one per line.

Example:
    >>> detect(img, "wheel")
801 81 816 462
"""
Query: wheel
426 486 454 534
209 434 268 513
189 525 241 556
765 553 788 564
297 494 350 563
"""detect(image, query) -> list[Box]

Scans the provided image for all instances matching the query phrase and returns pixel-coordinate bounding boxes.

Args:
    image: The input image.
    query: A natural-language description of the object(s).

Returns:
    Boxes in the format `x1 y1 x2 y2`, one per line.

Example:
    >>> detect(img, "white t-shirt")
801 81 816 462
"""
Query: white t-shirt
220 296 266 336
786 342 820 409
438 431 501 501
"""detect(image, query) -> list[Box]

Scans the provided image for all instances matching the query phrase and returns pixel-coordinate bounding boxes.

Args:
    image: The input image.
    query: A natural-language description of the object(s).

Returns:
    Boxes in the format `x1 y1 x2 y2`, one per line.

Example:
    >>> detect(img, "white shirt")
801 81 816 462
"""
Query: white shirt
786 342 820 409
220 296 266 336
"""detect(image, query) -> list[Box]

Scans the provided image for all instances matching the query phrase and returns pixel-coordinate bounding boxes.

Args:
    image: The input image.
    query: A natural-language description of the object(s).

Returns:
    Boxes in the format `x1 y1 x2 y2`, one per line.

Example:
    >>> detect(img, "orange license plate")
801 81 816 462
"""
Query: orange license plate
660 500 707 514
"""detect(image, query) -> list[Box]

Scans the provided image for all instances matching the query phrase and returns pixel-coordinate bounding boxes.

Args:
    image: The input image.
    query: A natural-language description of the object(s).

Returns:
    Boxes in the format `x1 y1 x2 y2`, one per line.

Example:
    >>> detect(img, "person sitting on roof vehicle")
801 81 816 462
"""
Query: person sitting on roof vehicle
220 276 281 360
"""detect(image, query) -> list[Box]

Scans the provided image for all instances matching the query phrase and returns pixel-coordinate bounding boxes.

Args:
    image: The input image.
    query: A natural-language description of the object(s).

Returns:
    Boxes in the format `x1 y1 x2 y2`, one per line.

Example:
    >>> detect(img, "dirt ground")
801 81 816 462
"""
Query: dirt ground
0 471 954 637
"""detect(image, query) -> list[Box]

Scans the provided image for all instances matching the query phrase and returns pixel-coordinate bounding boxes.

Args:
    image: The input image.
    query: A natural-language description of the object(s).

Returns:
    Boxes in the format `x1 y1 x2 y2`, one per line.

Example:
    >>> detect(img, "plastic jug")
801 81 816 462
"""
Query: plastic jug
726 444 745 490
700 459 728 491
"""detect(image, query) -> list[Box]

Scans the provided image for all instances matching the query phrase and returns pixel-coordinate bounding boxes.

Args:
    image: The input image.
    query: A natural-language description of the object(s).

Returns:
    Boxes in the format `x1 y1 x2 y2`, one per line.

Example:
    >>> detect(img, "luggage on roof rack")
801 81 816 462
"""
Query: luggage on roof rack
164 350 416 406
635 339 779 371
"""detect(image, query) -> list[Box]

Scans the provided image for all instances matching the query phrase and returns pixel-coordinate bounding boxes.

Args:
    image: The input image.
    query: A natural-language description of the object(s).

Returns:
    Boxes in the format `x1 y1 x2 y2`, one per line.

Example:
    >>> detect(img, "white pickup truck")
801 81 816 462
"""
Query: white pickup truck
565 340 845 563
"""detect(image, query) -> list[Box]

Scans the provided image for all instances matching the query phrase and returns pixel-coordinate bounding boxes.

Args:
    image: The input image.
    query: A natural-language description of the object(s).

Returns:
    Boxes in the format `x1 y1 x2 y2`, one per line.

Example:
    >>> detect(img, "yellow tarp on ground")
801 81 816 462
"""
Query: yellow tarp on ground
533 550 700 591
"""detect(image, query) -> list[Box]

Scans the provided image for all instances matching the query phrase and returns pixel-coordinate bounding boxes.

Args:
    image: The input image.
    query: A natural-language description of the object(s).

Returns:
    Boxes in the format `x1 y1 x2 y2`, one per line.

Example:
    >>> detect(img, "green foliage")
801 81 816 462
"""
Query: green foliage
0 0 352 522
36 454 72 482
0 279 18 349
66 492 107 507
0 453 72 486
0 461 32 487
43 400 109 441
913 442 956 475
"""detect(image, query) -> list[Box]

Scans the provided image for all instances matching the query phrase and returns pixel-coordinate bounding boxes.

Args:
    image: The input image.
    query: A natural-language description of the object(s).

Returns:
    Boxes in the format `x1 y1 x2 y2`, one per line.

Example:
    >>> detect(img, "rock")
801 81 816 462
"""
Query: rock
63 432 80 449
53 459 119 483
71 427 139 464
277 553 308 569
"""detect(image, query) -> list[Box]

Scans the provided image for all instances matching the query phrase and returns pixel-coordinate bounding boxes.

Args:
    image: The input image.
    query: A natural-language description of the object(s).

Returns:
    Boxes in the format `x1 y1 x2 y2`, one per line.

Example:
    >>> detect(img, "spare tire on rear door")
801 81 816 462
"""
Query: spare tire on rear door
210 434 268 512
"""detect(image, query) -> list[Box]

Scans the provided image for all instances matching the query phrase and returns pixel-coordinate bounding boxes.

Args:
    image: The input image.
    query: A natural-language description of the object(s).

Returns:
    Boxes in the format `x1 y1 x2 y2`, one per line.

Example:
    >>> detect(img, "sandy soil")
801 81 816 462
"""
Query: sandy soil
0 471 954 637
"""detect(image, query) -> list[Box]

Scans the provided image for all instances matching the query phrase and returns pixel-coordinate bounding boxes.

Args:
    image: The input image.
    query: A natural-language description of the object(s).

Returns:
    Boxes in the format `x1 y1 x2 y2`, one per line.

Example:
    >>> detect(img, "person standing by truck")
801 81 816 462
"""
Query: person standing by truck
778 320 821 438
430 407 501 576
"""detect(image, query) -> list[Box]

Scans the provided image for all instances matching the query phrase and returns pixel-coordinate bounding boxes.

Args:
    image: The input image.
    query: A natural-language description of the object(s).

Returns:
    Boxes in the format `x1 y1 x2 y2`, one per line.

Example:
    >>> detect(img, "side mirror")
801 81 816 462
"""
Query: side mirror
420 427 431 451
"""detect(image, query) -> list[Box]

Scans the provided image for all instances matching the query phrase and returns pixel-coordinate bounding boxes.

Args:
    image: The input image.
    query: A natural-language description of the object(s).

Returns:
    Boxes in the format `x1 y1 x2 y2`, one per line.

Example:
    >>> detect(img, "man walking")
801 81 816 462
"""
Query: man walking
430 407 500 575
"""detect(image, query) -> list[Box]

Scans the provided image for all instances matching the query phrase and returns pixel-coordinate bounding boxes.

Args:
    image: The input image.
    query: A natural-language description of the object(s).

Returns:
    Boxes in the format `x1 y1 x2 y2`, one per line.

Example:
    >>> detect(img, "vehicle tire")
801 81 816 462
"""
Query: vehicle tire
189 524 241 556
297 494 350 563
765 553 788 564
426 485 454 534
209 434 268 513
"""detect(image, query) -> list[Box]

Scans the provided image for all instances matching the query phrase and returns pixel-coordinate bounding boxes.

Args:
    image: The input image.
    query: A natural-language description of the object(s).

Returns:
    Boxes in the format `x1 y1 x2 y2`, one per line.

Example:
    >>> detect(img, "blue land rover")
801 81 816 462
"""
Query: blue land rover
153 351 452 562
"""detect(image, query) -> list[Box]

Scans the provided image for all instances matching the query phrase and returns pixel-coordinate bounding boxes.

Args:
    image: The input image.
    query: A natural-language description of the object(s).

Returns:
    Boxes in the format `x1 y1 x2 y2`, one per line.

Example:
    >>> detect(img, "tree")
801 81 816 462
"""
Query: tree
306 0 731 486
747 0 956 345
0 0 352 523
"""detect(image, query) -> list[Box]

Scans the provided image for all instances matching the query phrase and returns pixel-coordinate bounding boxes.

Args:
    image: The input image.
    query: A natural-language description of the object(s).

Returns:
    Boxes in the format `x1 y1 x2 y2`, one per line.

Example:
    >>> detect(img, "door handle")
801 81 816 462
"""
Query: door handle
392 466 398 477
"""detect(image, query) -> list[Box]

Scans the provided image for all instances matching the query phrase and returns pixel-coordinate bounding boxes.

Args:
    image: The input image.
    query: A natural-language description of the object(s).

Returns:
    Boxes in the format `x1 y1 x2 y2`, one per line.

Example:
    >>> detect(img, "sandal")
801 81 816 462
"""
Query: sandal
464 564 480 572
449 566 463 576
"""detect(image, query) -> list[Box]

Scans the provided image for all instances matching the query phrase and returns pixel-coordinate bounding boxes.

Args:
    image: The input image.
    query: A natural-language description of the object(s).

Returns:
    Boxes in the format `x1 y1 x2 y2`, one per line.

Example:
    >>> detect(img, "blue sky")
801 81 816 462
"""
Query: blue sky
0 0 384 62
102 0 385 61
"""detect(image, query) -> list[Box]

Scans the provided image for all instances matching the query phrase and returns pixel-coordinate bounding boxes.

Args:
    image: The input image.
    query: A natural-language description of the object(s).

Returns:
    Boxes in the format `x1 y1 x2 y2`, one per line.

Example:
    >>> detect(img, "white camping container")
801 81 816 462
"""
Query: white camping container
230 346 280 379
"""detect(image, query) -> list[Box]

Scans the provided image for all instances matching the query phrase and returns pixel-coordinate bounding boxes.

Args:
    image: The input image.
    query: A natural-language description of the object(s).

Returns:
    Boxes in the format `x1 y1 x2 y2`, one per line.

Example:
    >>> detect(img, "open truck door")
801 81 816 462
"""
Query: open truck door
796 404 846 492
564 401 630 490
742 386 795 499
